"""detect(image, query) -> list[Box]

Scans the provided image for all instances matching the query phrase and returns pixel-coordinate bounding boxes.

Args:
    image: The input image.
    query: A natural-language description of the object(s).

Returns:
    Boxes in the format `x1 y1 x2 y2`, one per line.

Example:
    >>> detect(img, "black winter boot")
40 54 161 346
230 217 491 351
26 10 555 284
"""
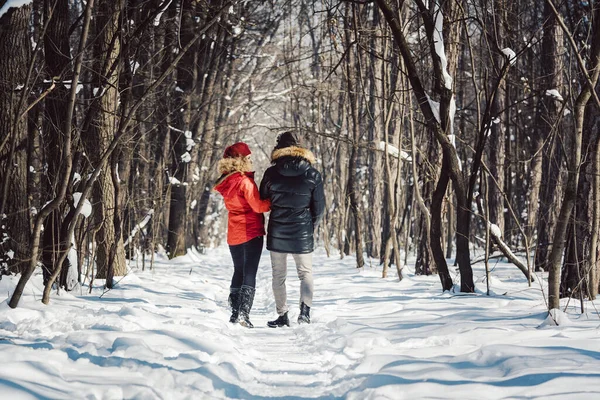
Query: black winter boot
228 288 241 324
267 312 290 328
298 302 310 324
239 285 255 328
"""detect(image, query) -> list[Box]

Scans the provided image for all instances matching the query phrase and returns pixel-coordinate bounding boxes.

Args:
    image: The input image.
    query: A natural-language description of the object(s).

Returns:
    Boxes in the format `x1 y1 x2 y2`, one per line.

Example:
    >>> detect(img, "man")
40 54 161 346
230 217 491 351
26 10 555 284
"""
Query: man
260 132 325 327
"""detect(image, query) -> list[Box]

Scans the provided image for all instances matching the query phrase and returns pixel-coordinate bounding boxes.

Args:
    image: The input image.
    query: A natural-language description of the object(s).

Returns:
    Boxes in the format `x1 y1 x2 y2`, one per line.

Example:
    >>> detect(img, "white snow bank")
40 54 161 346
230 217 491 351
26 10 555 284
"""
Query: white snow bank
539 308 574 327
1 248 600 398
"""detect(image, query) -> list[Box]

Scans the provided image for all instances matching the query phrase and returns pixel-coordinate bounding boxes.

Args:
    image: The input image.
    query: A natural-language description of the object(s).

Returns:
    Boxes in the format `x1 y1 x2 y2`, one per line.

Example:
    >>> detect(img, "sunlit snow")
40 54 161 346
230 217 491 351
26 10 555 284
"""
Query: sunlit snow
2 248 600 398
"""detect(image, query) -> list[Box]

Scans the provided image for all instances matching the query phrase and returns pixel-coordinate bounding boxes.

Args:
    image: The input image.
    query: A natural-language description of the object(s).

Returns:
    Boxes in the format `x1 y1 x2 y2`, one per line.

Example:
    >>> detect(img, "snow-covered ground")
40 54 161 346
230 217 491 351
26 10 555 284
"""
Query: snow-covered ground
1 247 600 399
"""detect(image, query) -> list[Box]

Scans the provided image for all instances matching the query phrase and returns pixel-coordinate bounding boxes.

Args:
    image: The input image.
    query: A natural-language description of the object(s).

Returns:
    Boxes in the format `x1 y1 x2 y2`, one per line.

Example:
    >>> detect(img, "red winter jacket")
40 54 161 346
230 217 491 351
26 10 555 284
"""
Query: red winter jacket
214 171 271 245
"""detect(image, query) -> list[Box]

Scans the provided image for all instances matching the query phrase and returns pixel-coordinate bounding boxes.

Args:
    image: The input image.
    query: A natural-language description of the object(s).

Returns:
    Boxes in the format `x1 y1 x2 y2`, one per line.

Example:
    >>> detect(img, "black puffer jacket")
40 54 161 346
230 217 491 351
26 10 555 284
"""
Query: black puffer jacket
259 146 325 254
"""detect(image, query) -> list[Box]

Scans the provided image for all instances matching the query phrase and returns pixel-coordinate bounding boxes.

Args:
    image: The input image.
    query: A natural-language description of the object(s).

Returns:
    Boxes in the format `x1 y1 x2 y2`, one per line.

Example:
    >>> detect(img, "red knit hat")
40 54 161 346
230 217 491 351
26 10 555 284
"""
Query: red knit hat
223 142 251 158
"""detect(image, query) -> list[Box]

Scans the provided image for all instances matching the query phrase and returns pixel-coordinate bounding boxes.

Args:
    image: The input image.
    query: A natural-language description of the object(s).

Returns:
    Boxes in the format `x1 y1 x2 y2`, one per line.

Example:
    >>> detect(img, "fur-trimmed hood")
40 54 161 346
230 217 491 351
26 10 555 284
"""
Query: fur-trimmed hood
213 157 254 195
270 146 316 178
217 156 253 175
271 146 316 164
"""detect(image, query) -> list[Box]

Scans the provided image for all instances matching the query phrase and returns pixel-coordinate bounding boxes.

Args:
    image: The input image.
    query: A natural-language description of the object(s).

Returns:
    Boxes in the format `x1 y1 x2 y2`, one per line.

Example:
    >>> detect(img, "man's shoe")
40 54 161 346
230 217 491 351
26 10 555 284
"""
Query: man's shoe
267 312 290 328
298 302 310 324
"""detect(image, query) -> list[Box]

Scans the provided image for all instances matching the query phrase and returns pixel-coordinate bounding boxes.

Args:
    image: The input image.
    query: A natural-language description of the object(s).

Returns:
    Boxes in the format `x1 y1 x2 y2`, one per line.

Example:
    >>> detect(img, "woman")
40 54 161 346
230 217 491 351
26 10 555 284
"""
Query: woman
214 142 270 328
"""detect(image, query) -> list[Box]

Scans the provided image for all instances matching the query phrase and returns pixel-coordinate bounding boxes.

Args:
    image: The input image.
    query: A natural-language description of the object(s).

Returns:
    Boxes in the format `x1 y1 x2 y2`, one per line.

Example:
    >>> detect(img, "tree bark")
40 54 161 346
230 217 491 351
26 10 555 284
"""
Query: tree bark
589 123 600 299
487 0 508 244
0 3 33 275
344 2 365 268
10 0 95 307
166 0 198 258
41 0 72 287
547 1 600 310
82 0 127 279
531 2 565 271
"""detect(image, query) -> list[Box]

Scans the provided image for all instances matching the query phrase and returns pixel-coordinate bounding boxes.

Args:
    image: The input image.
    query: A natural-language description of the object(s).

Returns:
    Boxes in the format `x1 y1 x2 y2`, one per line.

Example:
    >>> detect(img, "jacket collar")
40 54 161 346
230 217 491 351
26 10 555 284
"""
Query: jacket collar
271 146 316 164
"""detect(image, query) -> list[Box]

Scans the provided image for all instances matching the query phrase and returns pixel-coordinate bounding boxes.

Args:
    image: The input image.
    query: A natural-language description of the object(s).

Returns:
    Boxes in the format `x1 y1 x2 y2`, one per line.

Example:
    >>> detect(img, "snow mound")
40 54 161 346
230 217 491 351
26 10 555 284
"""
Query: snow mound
538 308 573 327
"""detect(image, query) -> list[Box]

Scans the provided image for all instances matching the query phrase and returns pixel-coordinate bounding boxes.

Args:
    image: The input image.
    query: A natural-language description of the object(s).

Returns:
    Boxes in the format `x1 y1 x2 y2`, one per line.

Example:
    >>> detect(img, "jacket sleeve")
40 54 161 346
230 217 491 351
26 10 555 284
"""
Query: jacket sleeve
241 176 271 213
259 169 270 200
310 170 325 227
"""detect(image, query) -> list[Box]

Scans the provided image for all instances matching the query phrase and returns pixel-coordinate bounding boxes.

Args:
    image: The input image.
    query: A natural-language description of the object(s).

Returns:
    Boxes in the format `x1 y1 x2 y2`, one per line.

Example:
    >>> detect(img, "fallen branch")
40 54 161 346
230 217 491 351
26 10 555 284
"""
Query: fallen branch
476 195 535 282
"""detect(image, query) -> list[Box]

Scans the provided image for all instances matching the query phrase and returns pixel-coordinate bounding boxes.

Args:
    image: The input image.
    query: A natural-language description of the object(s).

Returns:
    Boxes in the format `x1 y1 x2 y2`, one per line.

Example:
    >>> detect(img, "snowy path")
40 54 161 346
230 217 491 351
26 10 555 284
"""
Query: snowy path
2 247 600 399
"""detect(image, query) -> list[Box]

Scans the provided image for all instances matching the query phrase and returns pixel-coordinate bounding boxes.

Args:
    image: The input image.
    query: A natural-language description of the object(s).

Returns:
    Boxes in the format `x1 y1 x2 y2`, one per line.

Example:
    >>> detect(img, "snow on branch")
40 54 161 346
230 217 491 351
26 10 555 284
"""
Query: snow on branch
425 93 441 123
72 193 92 218
545 89 564 102
486 221 534 282
501 48 517 65
449 94 456 136
431 2 453 90
124 210 154 246
377 141 411 161
168 176 184 186
228 86 299 118
153 0 173 26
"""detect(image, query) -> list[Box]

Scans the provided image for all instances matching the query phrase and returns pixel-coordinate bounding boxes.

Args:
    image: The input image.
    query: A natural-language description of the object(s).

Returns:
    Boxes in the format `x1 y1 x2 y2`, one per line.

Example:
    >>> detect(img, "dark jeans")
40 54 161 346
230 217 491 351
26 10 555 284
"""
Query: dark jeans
229 236 264 289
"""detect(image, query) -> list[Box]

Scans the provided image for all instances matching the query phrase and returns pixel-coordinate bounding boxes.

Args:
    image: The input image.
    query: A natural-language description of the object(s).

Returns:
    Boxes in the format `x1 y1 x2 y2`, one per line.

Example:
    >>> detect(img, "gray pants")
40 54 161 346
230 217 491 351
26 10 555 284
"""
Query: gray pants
270 252 313 316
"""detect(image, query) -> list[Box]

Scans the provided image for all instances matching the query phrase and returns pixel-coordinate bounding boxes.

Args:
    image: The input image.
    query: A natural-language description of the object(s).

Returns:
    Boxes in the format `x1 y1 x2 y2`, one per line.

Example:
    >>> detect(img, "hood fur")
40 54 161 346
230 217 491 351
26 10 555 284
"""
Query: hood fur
271 146 316 164
217 156 252 175
213 157 253 191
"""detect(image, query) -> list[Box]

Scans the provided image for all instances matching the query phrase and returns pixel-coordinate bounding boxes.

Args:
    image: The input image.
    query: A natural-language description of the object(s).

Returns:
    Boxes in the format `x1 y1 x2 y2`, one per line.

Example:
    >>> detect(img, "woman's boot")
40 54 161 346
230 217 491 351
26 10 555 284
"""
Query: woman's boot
228 288 241 323
239 285 255 328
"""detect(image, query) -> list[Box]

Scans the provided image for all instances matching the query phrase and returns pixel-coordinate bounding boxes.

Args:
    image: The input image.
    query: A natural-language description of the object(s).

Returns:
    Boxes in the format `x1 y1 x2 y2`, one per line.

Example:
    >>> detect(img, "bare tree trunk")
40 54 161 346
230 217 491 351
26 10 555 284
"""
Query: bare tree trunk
151 1 177 253
0 3 33 274
344 2 365 268
83 0 127 279
193 16 230 250
487 0 508 243
366 7 384 260
166 0 198 258
547 1 600 310
41 0 72 287
10 0 95 307
445 194 453 259
531 2 565 271
375 0 472 291
380 46 402 278
430 160 453 290
414 125 438 275
548 100 585 309
590 125 600 299
562 104 599 299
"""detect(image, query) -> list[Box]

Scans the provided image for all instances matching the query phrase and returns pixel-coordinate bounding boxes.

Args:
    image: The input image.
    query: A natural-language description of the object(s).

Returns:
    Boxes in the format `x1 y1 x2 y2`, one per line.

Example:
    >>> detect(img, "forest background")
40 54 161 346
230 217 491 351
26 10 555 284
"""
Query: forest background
1 0 600 313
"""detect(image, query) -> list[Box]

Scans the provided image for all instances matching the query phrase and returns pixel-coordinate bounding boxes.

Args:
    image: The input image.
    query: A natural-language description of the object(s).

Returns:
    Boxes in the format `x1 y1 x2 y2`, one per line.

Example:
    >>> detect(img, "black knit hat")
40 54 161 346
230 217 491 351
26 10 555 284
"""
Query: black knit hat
274 131 301 150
